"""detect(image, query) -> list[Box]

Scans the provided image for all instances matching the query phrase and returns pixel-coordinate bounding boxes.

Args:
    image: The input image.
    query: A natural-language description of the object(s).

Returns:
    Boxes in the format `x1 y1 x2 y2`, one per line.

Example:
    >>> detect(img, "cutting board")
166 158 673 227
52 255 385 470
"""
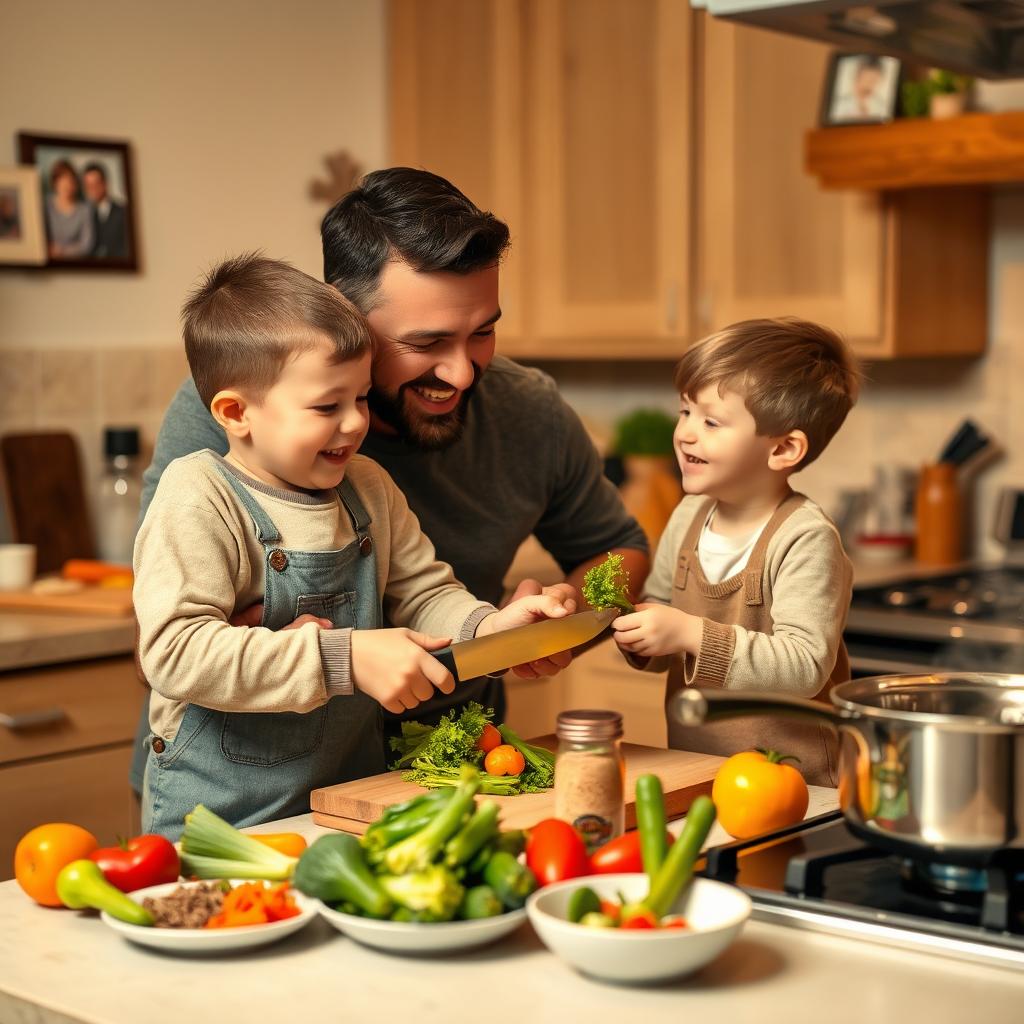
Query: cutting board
310 739 724 835
0 586 134 618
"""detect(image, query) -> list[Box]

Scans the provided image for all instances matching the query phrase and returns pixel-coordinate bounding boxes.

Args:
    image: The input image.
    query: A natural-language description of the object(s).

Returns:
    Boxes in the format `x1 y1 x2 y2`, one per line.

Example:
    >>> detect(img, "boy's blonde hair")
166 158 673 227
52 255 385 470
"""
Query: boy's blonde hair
674 317 860 468
182 252 373 407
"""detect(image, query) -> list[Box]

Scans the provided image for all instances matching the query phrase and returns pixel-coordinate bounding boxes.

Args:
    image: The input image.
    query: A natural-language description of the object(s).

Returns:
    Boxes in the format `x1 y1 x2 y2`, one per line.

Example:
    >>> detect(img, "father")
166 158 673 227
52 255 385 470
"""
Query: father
129 167 648 795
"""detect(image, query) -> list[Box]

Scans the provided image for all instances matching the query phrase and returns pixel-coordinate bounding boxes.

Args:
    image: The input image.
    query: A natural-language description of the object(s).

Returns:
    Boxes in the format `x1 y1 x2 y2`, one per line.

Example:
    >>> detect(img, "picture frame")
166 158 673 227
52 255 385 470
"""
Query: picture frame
820 52 902 127
0 166 47 267
17 132 139 271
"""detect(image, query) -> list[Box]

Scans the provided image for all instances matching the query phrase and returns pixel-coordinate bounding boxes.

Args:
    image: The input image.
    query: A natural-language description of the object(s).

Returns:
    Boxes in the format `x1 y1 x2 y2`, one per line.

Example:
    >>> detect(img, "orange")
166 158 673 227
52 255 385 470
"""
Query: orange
475 723 503 754
484 744 526 777
14 823 99 907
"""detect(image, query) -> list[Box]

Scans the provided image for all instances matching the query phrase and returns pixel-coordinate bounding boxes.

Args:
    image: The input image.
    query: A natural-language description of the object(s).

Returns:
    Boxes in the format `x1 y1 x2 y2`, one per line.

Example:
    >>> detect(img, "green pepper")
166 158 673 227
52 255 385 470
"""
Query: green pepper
56 860 154 926
482 850 537 910
363 790 455 854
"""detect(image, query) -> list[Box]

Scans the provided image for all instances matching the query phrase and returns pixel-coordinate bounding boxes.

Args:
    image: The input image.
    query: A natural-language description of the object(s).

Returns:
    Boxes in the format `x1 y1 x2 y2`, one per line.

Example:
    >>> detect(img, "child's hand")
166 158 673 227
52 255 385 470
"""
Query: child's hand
477 583 578 678
611 603 701 658
281 613 332 631
351 628 455 715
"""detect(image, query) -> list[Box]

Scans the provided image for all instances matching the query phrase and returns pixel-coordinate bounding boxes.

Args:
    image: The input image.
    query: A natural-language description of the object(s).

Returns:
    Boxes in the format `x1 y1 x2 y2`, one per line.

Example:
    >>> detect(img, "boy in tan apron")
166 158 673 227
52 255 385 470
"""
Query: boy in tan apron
612 318 860 786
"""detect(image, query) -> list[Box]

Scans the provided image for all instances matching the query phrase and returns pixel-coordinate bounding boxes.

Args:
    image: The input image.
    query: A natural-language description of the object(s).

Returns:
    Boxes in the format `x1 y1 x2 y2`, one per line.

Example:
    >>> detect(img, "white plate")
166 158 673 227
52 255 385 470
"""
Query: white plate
100 880 317 954
317 900 527 954
526 873 751 984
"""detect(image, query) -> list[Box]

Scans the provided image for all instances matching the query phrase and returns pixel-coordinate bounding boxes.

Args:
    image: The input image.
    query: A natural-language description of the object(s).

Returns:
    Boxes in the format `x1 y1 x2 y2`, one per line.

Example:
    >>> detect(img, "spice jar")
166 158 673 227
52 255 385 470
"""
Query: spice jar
914 463 962 565
554 710 625 852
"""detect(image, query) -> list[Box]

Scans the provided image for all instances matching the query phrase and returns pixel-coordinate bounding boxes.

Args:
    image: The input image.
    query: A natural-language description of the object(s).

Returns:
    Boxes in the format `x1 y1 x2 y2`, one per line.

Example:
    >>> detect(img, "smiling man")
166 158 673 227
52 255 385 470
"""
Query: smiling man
127 168 648 796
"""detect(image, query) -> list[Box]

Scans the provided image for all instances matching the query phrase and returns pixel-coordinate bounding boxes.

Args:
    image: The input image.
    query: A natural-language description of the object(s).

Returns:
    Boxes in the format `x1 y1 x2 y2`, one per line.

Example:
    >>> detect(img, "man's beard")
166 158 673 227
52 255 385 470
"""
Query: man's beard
368 365 483 451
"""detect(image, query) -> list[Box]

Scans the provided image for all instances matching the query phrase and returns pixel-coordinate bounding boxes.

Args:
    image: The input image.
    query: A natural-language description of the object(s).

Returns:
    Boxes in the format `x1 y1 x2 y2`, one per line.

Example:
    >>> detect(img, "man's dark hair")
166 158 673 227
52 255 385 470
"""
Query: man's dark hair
82 162 107 182
321 167 511 312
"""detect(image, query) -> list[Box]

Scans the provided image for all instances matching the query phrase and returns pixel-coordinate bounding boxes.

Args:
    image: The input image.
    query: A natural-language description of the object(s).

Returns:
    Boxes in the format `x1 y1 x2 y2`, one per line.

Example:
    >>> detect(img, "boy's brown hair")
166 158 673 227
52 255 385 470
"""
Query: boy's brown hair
182 252 373 407
674 317 861 468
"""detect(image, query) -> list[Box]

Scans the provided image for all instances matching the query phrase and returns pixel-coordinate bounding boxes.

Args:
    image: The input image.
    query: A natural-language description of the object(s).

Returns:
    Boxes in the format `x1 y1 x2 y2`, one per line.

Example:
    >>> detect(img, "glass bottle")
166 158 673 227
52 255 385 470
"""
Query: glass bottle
96 427 142 565
554 709 625 852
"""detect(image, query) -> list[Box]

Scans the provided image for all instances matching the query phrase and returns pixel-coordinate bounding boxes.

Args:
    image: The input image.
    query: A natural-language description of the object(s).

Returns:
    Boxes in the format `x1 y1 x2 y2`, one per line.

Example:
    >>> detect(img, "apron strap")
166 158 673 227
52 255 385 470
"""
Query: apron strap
743 491 807 606
336 477 374 556
676 498 715 591
211 460 282 545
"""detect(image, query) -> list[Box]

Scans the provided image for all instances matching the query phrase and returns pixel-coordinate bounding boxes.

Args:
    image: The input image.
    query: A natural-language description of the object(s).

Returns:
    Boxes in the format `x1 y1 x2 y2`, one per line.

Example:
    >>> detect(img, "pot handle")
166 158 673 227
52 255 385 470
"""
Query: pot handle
673 688 846 732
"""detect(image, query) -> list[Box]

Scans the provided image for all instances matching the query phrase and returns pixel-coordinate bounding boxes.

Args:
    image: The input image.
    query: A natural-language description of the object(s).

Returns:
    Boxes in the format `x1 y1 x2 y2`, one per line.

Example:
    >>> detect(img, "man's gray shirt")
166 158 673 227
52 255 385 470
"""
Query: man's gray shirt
129 355 646 789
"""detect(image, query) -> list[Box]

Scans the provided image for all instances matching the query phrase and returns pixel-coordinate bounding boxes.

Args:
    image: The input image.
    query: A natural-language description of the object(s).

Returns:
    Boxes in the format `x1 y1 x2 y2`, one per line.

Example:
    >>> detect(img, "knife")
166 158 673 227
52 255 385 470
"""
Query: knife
430 607 619 682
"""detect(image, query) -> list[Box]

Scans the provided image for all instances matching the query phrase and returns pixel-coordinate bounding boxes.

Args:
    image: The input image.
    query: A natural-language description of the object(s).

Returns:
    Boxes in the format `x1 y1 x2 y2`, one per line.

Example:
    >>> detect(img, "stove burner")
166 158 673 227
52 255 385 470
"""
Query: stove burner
906 860 988 896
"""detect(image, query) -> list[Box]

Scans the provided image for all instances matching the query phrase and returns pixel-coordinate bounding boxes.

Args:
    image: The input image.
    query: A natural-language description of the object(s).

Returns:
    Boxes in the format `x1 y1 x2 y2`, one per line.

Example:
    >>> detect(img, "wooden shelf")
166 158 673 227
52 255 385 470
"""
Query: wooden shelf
805 112 1024 190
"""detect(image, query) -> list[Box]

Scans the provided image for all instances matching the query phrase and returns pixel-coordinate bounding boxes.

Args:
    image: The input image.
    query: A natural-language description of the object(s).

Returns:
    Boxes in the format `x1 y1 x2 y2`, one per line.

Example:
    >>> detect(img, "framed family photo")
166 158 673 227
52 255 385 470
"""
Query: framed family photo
17 132 139 271
0 166 47 267
821 53 902 126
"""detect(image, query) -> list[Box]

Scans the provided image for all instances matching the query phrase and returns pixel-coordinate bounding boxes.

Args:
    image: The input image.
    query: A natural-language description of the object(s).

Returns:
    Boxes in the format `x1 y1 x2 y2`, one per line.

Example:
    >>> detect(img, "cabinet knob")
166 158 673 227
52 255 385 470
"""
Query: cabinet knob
0 707 67 731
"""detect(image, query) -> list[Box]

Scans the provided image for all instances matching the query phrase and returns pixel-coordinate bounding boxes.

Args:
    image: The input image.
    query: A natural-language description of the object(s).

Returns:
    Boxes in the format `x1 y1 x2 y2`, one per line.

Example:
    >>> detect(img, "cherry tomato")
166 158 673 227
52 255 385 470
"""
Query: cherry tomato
620 907 659 929
588 828 675 875
526 819 590 886
89 835 180 893
15 823 98 907
475 723 502 754
712 748 809 839
484 744 526 776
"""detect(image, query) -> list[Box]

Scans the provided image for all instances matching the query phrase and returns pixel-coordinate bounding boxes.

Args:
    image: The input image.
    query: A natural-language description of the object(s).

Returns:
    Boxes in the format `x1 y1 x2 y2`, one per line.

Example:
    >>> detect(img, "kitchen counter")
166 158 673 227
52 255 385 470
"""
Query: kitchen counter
0 612 135 672
2 787 1021 1024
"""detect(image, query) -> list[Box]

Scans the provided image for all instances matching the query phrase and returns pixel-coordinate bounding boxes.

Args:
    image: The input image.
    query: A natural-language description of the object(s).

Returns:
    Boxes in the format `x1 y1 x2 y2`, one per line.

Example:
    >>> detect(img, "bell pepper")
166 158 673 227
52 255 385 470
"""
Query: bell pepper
56 859 154 926
89 834 180 893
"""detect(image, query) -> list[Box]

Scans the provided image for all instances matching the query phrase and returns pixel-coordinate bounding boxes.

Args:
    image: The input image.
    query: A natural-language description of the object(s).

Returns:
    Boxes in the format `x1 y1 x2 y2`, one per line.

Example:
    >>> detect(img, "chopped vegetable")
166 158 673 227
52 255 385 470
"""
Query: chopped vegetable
482 850 537 910
483 744 526 777
579 911 616 928
567 885 602 923
444 801 500 867
180 805 297 881
635 774 669 879
363 790 456 858
56 859 154 927
643 795 716 919
458 884 503 920
251 833 308 859
294 834 392 918
205 882 300 929
581 552 635 614
382 765 481 875
377 865 464 922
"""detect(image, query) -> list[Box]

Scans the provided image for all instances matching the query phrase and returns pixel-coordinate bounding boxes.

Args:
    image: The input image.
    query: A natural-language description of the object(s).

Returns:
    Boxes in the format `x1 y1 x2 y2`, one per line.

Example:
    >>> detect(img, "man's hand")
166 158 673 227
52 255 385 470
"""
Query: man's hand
350 628 455 715
611 603 702 658
479 582 578 679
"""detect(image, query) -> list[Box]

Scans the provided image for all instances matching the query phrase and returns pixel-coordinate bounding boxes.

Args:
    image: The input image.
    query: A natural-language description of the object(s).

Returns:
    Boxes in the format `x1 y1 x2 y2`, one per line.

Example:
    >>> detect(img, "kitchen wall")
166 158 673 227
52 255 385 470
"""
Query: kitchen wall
0 0 386 536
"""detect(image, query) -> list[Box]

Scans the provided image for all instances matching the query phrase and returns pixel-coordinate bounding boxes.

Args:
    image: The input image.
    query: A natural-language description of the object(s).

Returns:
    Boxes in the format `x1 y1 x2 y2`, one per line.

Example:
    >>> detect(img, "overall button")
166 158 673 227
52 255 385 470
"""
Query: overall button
269 549 288 572
151 737 166 753
359 535 373 557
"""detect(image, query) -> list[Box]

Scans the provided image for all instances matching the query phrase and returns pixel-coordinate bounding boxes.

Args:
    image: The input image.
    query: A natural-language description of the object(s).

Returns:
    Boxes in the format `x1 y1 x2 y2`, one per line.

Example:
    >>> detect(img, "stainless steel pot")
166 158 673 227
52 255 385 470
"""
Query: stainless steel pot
673 673 1024 864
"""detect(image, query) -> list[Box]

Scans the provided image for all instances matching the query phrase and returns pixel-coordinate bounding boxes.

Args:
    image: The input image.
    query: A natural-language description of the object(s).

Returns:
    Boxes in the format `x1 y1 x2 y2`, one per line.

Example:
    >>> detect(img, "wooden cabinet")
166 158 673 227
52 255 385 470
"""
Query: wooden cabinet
0 655 143 879
388 1 988 360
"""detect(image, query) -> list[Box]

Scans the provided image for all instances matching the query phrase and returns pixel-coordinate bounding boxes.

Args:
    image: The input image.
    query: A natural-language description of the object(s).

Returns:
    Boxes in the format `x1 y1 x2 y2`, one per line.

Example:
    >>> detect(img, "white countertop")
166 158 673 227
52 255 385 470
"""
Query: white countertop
2 787 1021 1024
0 612 135 673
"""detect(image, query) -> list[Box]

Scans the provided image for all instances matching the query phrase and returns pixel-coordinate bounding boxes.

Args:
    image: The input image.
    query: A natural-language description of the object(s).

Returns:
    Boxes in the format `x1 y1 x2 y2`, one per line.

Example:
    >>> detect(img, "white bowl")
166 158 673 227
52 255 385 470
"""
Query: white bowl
100 880 318 954
526 873 751 984
317 900 527 954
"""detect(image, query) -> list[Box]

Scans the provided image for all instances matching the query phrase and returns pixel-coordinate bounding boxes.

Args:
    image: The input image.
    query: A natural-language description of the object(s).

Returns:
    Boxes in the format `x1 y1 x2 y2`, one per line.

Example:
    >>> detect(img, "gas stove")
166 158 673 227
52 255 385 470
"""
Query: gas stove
698 812 1024 971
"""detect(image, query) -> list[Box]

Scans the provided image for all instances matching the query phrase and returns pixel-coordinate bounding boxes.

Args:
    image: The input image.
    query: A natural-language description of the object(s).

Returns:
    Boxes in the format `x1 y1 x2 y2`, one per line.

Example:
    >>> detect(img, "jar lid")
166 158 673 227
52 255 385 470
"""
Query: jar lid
556 709 623 742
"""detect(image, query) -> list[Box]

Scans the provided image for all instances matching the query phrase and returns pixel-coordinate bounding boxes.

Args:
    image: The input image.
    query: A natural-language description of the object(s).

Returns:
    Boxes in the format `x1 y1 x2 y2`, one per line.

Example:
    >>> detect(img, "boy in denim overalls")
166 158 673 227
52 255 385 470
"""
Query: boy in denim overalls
134 254 576 838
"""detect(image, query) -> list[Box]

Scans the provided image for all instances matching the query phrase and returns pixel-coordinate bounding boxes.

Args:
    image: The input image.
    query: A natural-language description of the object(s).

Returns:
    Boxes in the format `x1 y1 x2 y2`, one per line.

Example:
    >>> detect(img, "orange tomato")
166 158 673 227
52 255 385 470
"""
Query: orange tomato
711 749 809 840
484 744 526 776
475 723 503 754
251 833 307 858
15 823 99 906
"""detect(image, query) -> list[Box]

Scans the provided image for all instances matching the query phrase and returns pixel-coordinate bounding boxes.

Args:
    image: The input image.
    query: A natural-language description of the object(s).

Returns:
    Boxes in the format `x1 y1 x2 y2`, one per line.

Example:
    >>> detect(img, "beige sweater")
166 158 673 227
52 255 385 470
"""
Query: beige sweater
642 493 853 697
134 451 494 742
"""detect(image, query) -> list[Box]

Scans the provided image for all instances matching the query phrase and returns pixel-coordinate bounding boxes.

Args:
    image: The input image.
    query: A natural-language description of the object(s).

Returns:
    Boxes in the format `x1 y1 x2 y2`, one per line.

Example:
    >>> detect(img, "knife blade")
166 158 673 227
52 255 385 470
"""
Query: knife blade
431 607 619 682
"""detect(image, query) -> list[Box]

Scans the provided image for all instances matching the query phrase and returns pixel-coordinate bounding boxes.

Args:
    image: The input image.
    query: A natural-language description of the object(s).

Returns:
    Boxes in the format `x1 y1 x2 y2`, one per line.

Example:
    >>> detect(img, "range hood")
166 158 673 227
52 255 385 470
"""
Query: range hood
693 1 1024 79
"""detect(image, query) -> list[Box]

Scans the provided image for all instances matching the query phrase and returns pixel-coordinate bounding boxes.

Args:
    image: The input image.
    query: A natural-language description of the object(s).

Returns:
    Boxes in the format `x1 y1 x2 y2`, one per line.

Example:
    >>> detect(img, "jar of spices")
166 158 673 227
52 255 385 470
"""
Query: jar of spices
554 709 625 852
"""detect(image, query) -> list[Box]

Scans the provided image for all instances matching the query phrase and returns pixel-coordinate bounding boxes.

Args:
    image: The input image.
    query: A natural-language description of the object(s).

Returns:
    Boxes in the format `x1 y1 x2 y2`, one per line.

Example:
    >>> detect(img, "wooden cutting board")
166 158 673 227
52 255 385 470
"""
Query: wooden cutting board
0 586 134 618
310 739 724 835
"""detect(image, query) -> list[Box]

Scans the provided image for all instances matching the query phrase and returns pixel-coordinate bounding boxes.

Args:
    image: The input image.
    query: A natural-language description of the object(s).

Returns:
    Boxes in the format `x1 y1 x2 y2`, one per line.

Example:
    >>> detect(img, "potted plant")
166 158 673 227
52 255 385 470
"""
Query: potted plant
611 409 682 548
928 68 973 119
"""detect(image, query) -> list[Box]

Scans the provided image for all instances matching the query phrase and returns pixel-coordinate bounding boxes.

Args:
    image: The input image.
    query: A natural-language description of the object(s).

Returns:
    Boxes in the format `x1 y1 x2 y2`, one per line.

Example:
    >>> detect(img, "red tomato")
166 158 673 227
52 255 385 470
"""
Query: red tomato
89 834 180 893
526 819 590 886
588 829 675 875
620 908 659 930
475 723 502 754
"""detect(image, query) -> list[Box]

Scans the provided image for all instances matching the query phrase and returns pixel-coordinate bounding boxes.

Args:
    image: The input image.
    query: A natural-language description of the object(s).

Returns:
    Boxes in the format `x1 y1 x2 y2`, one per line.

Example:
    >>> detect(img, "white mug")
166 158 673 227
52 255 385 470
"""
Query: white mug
0 544 36 591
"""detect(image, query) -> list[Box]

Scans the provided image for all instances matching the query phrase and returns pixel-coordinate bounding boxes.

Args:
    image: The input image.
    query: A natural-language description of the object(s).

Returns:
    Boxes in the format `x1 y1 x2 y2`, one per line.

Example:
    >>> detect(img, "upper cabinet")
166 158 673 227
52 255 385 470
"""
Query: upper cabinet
388 1 988 360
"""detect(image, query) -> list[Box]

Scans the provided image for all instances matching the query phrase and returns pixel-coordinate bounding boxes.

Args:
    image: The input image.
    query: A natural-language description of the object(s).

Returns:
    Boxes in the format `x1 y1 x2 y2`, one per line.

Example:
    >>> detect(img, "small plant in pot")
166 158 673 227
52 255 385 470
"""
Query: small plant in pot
927 68 973 119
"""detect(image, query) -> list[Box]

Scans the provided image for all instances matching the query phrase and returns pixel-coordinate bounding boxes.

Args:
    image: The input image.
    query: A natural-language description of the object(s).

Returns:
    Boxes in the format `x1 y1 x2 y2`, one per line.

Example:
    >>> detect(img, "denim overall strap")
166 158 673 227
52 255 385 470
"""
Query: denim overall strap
143 460 386 839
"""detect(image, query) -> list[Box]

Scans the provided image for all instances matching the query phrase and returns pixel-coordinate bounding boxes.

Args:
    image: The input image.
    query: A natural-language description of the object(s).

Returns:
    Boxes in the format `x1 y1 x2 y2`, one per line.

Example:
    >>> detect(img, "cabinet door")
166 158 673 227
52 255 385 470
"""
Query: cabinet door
523 0 692 356
389 0 525 340
697 16 884 347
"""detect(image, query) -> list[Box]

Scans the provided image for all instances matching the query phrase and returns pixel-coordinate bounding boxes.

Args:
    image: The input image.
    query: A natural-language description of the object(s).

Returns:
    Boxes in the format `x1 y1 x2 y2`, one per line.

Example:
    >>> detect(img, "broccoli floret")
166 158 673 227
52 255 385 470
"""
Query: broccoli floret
378 865 466 922
582 552 635 613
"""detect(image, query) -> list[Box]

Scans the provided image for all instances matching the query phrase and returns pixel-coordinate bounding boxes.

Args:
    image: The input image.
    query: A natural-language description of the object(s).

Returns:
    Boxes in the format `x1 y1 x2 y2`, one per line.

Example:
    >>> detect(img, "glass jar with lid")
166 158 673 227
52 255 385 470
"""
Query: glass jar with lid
554 709 625 852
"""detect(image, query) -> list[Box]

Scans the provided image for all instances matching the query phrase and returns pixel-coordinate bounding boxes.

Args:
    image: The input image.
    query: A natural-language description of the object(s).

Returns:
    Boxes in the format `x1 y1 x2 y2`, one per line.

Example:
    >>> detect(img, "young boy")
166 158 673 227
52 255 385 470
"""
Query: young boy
134 254 576 838
611 317 859 786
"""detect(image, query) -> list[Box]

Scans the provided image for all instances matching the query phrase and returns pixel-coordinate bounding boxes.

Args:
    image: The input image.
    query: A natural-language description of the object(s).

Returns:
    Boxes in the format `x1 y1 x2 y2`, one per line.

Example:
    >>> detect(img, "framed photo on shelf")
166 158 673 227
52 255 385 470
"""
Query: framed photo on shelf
820 53 902 126
0 166 46 267
17 132 139 271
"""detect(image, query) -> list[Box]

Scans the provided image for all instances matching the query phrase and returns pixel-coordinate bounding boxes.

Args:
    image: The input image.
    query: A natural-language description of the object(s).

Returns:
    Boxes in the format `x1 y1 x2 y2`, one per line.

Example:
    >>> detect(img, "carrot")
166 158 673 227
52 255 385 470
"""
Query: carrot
62 559 133 583
252 833 308 858
204 881 300 928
